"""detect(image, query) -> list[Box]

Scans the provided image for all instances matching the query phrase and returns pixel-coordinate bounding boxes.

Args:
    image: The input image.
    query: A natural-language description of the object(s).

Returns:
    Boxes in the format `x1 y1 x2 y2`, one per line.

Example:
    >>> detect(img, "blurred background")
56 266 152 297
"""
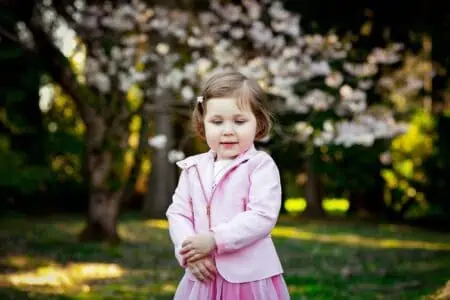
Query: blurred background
0 0 449 299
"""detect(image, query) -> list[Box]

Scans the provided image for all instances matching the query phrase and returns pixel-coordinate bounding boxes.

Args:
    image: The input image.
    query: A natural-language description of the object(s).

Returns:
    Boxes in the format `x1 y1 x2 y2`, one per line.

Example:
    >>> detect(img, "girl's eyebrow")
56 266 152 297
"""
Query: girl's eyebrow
208 113 249 118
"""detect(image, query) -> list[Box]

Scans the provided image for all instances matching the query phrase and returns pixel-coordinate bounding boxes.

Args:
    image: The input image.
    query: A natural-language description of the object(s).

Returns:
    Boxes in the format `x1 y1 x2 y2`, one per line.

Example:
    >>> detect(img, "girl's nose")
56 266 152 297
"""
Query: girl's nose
222 123 234 135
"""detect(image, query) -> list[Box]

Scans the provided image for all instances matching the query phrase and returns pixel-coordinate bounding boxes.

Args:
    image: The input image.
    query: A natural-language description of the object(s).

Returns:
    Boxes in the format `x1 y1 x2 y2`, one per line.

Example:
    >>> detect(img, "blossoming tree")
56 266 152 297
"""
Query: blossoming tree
145 0 409 216
2 0 408 240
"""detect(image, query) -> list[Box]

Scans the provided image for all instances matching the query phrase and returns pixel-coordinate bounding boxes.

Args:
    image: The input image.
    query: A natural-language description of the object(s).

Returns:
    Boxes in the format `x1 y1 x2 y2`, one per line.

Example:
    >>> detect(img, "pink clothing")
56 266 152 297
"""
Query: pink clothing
166 145 286 285
174 273 290 300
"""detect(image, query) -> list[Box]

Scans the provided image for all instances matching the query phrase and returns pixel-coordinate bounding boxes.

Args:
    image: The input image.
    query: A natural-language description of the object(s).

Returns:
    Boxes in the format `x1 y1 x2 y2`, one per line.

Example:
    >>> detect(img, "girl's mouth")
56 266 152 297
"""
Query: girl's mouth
221 142 238 148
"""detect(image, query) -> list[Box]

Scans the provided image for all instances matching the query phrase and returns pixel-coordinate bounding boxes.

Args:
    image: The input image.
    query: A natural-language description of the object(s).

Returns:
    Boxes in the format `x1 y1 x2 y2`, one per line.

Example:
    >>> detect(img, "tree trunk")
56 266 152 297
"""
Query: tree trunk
144 91 176 218
302 158 325 217
78 109 122 243
348 173 385 218
347 191 367 217
79 188 121 244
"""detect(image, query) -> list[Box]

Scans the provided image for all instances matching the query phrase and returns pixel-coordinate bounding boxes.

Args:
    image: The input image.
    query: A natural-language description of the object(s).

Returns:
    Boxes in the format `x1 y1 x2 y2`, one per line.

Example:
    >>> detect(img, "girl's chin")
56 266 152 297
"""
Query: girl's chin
217 150 239 160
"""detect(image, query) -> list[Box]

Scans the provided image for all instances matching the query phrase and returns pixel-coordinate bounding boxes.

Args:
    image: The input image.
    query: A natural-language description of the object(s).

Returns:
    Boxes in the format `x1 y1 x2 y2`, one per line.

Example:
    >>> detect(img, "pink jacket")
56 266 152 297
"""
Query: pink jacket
166 146 284 283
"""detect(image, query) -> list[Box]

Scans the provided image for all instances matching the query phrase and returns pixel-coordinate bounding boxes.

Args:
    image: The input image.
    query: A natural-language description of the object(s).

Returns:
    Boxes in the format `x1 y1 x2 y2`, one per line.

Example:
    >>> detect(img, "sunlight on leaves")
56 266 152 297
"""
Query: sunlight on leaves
145 219 169 229
285 198 349 215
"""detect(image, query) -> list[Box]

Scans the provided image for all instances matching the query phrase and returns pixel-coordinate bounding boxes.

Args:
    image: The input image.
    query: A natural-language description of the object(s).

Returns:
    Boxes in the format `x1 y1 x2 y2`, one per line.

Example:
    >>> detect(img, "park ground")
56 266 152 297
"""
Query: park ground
0 213 449 299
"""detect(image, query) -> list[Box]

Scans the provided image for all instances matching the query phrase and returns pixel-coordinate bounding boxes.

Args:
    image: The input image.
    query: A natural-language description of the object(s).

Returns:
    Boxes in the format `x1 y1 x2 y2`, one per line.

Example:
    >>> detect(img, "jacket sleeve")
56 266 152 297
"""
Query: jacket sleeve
210 155 281 254
166 169 195 267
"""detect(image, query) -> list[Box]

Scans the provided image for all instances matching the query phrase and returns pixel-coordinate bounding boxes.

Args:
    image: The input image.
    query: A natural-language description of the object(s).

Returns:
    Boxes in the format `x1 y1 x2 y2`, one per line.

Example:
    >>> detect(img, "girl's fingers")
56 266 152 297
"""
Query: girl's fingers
187 253 203 263
191 268 204 282
182 240 192 247
186 254 199 263
179 246 190 254
204 259 217 273
183 250 197 261
198 263 213 280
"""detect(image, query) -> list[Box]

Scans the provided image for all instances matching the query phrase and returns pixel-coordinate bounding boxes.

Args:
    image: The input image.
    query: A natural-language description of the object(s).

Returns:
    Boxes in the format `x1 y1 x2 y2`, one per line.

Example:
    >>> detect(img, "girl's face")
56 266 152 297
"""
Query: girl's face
203 97 257 161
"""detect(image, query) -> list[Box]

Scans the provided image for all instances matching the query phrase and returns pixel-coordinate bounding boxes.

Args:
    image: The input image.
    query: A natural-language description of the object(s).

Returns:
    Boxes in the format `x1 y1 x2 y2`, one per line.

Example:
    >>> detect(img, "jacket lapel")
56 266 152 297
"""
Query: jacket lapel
176 145 258 201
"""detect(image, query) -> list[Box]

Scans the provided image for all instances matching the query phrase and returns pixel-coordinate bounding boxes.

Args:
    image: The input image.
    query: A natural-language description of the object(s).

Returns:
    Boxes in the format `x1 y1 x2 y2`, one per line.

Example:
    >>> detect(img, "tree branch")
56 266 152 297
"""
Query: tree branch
25 17 94 125
121 101 152 204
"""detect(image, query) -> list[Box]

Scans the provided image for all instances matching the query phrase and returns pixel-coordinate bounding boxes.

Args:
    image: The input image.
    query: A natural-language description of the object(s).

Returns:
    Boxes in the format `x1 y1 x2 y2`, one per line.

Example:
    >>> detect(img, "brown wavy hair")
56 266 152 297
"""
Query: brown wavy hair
192 70 272 140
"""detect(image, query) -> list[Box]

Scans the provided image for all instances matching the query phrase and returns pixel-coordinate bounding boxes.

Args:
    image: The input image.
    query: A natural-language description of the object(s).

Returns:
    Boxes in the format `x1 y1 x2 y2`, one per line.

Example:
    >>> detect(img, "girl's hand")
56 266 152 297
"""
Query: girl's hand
187 256 216 282
180 232 216 263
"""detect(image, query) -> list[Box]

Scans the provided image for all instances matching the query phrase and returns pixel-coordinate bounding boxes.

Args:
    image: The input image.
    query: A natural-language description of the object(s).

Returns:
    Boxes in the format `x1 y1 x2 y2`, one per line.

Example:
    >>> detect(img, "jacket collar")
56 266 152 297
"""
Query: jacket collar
177 145 257 201
176 145 257 170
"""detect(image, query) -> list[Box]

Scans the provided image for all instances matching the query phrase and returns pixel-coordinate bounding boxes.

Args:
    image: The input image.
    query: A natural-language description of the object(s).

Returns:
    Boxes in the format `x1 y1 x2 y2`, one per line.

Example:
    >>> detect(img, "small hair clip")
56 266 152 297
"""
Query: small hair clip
197 96 204 103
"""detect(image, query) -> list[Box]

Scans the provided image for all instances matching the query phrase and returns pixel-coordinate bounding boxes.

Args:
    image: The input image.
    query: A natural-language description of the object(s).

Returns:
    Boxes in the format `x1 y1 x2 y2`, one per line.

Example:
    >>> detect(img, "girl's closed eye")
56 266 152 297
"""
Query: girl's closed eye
210 119 223 125
235 119 247 125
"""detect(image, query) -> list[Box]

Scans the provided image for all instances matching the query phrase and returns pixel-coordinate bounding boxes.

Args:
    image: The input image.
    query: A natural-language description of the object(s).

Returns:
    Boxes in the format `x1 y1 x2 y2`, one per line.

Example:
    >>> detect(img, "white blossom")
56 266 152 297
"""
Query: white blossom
181 85 194 102
358 79 373 90
368 47 401 64
323 120 334 132
343 62 378 77
107 62 117 75
101 16 134 31
165 68 184 89
268 1 290 20
325 71 343 88
93 73 111 93
16 22 35 48
156 43 170 55
294 122 313 142
196 58 212 75
85 56 101 75
379 151 392 165
130 68 147 82
75 0 407 153
110 46 122 60
301 89 335 111
148 134 167 149
39 84 53 113
231 27 245 39
309 61 331 77
397 77 424 95
118 72 133 92
168 150 185 163
244 1 262 20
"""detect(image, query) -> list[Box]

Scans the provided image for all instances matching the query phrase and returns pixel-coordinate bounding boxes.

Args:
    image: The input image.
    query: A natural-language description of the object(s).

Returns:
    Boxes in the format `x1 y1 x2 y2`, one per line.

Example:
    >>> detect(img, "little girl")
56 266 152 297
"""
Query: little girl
166 71 290 299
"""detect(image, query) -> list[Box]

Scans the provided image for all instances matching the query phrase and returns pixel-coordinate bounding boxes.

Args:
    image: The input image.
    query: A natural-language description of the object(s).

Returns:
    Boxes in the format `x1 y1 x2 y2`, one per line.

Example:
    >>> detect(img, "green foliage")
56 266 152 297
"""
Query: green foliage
0 135 51 194
382 110 435 217
315 142 386 196
423 114 450 216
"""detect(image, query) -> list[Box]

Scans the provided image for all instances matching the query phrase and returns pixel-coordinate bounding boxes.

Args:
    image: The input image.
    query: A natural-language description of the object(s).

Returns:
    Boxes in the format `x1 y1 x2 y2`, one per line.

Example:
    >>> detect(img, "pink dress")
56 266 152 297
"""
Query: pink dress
174 272 290 300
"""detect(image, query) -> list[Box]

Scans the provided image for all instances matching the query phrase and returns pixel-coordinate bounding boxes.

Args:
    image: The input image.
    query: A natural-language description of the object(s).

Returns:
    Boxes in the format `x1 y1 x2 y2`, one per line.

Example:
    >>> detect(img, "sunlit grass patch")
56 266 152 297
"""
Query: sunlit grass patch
271 225 450 251
0 255 55 271
0 262 125 295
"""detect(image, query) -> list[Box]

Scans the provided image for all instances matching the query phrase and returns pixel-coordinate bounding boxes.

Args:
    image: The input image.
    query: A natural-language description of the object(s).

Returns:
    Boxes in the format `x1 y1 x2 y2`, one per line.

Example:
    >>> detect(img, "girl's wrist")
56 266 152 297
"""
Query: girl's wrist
208 232 217 251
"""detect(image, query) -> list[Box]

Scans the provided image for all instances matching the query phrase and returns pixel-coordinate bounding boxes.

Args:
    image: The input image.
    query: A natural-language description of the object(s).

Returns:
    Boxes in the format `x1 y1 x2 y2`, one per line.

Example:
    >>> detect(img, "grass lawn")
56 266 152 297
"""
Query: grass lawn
0 214 449 299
